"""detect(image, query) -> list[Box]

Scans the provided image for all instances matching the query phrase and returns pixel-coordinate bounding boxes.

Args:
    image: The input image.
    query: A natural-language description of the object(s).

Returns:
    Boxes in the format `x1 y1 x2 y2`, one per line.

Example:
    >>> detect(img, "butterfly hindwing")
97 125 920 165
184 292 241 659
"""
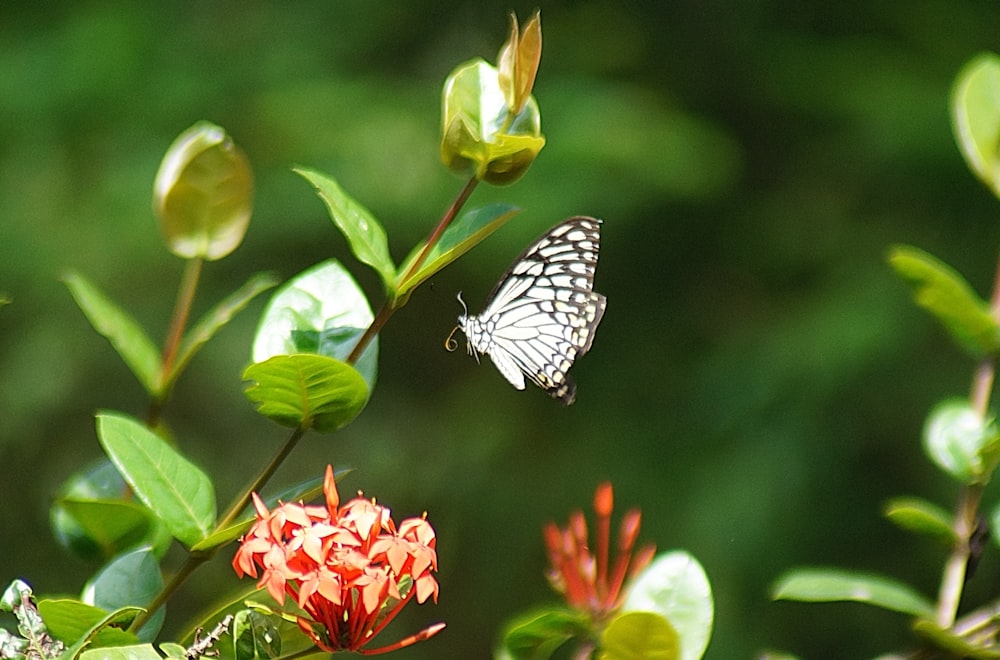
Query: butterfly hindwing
456 216 606 405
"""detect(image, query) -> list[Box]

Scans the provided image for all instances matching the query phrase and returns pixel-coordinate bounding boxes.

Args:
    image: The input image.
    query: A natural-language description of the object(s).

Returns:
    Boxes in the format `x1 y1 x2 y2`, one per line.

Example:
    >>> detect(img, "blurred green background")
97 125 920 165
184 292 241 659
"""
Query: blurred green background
2 1 1000 657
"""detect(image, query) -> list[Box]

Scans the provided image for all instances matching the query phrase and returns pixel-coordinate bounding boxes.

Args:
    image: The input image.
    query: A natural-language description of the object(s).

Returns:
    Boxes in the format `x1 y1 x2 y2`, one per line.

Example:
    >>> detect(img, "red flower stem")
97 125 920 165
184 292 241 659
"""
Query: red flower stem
346 176 479 365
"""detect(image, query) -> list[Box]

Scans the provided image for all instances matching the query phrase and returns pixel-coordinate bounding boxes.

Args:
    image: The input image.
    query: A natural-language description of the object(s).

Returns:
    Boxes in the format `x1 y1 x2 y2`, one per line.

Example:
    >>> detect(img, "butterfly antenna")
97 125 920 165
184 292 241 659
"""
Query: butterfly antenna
444 325 460 352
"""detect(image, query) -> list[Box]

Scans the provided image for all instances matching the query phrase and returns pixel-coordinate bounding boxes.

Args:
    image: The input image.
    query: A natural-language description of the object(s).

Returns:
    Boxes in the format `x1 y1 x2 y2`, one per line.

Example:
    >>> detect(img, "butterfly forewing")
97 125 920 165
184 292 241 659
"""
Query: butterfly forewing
457 216 606 405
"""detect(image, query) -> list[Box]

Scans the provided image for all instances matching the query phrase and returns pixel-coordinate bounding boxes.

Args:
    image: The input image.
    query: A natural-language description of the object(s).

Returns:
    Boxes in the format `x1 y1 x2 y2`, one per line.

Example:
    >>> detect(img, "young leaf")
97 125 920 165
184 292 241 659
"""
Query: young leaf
243 354 368 433
620 551 713 660
37 599 141 650
163 271 279 391
951 52 1000 198
64 271 162 395
498 607 589 659
887 245 1000 357
81 547 164 642
252 259 378 392
600 611 679 660
395 203 520 303
96 412 217 546
923 399 1000 483
883 496 957 545
771 568 934 617
294 167 396 292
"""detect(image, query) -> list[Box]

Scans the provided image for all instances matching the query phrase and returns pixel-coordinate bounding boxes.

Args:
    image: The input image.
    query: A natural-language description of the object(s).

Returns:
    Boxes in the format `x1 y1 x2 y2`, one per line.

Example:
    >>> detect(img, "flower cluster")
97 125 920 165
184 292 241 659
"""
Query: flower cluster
544 482 655 623
232 465 443 655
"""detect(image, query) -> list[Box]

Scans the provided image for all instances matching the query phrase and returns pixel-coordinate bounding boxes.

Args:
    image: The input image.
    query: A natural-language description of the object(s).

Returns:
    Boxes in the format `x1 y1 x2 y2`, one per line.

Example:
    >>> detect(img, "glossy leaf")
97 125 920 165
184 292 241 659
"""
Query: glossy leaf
771 568 934 617
80 643 164 660
164 271 279 390
620 551 713 660
923 399 1000 483
295 167 396 292
153 121 254 260
883 496 956 545
599 611 679 660
498 607 588 659
395 203 520 302
64 271 162 395
888 245 999 357
233 609 281 660
96 412 217 546
951 52 1000 198
37 599 141 651
252 259 378 392
53 498 154 558
440 58 545 185
243 354 368 433
81 547 164 642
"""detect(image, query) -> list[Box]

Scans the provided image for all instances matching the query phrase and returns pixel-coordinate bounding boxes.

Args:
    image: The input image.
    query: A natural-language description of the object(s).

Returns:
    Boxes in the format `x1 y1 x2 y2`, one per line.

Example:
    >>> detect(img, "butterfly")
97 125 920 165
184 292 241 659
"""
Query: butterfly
446 216 606 405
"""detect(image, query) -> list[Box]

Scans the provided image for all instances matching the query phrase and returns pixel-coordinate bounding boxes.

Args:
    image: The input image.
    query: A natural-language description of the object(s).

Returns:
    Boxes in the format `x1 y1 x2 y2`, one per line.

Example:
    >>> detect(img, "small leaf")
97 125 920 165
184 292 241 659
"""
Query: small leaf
64 272 162 395
96 412 217 546
620 551 713 660
159 642 188 659
295 167 396 292
252 259 378 392
888 245 1000 357
233 609 281 660
913 618 1000 658
771 568 934 617
498 607 589 659
599 611 679 660
395 204 520 303
164 271 279 390
923 399 1000 483
37 599 141 650
883 496 957 545
243 354 368 433
951 52 1000 198
154 121 254 261
81 547 164 642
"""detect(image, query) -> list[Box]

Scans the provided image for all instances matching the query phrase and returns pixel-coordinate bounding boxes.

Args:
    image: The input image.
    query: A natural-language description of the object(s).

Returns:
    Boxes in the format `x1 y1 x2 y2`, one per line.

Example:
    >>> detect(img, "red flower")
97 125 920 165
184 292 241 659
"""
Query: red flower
233 466 444 654
543 482 655 623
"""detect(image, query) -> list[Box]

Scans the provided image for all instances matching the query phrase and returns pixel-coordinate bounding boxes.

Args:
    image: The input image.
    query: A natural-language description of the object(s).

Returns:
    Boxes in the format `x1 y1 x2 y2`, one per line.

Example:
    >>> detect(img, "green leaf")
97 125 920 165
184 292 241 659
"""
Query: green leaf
243 354 368 433
164 271 279 391
96 412 217 546
599 611 679 660
395 204 521 303
79 643 164 660
81 547 164 642
498 607 589 659
771 568 934 617
37 599 141 651
620 551 713 660
883 496 957 545
294 167 396 292
923 399 1000 483
913 618 1000 658
153 121 254 261
888 245 1000 357
64 271 162 395
252 259 378 393
952 52 1000 198
233 609 281 660
159 642 188 659
53 497 154 556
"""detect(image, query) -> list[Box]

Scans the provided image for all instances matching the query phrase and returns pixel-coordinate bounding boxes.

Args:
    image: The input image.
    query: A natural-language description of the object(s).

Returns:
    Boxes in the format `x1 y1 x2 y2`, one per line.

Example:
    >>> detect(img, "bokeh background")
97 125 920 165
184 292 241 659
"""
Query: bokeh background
3 2 1000 657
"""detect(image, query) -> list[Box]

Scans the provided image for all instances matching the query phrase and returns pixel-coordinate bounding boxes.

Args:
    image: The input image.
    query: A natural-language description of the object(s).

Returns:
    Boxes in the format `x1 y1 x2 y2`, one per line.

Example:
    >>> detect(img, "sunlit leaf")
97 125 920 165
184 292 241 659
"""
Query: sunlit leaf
951 52 1000 198
883 496 956 545
38 599 141 650
96 412 217 546
252 259 377 392
153 121 254 261
497 11 542 115
64 271 162 395
771 568 934 617
599 611 678 660
395 204 520 302
80 643 164 660
923 399 1000 483
498 607 588 659
81 547 164 642
295 167 396 292
620 551 713 660
243 354 368 433
165 271 279 390
888 245 999 357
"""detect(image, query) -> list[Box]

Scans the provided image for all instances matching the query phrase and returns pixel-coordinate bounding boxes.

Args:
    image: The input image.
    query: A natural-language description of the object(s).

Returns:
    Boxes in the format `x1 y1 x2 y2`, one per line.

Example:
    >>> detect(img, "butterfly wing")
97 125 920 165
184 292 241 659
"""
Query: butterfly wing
460 216 606 405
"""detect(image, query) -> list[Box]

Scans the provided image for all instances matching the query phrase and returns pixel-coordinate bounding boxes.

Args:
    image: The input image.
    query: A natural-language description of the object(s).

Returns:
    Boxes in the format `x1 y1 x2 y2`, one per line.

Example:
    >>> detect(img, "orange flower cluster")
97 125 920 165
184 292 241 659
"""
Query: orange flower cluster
232 466 443 655
543 482 655 623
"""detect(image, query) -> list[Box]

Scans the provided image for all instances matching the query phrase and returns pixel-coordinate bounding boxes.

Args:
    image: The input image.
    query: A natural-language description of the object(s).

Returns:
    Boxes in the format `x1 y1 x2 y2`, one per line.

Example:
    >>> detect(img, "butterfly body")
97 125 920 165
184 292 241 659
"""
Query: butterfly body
455 216 606 405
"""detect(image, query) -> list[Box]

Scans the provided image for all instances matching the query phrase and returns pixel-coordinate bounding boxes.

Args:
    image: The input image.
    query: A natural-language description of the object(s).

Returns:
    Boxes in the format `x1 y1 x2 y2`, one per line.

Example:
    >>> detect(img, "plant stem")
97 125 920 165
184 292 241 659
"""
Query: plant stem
129 553 209 634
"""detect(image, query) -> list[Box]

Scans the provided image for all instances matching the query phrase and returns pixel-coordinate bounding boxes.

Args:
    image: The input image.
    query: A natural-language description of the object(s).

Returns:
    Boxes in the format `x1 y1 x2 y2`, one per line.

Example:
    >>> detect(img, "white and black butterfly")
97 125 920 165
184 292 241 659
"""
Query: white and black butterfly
446 216 606 405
